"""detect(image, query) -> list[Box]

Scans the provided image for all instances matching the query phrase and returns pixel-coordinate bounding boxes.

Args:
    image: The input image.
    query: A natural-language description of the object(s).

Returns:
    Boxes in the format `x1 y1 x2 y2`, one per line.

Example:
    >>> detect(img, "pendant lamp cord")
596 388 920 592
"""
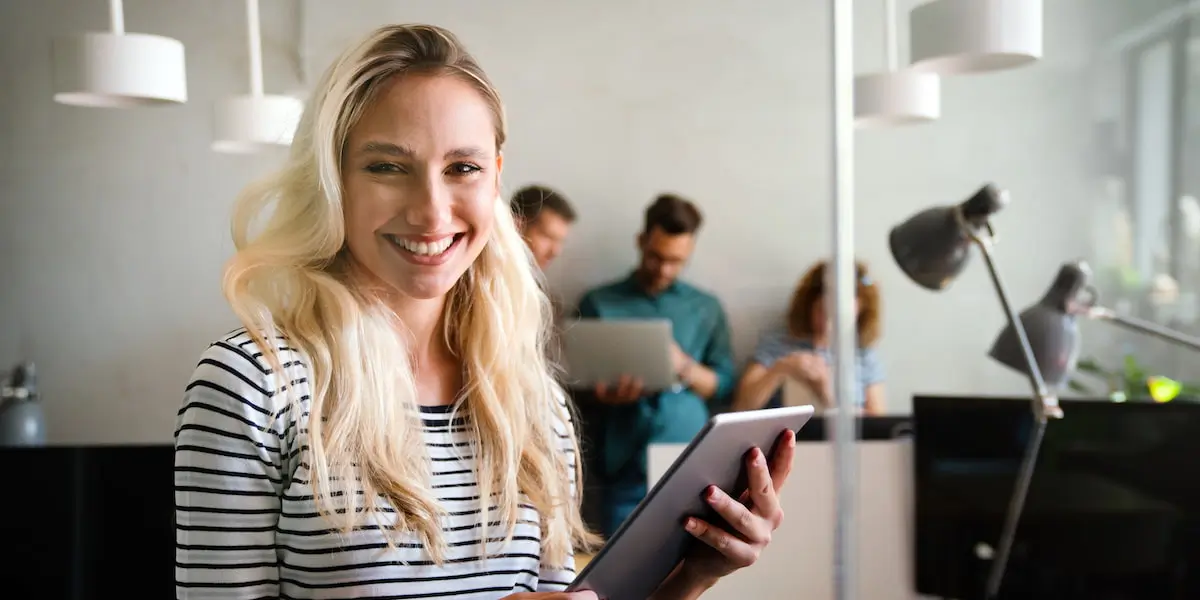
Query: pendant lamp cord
247 0 265 97
884 0 898 71
109 0 124 35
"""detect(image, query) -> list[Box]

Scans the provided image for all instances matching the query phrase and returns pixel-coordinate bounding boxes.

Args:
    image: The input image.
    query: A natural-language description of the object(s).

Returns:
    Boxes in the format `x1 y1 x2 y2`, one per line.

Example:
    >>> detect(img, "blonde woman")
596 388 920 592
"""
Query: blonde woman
174 24 795 600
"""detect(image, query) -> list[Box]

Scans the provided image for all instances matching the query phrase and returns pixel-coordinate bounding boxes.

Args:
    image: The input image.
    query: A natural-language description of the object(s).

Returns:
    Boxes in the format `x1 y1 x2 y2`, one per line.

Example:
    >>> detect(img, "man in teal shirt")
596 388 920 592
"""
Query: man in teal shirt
575 193 736 538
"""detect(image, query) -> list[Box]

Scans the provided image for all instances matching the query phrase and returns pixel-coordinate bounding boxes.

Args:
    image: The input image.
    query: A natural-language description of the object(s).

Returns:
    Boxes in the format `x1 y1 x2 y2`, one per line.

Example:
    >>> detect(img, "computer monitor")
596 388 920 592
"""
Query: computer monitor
0 444 174 600
913 395 1200 600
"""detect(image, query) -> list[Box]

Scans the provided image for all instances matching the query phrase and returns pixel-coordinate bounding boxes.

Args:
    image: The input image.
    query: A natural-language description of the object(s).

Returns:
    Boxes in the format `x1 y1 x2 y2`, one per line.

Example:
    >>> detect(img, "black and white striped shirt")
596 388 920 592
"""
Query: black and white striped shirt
175 329 578 599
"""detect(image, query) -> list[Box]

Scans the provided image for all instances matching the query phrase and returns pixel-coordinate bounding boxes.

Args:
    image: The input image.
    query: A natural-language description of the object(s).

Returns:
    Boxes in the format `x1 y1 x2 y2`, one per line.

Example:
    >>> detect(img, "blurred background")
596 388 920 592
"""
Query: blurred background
2 1 1199 599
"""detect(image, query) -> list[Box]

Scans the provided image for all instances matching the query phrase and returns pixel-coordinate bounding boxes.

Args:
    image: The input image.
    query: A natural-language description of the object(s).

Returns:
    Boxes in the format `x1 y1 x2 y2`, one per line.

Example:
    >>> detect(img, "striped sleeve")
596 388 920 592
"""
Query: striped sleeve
175 338 288 600
536 396 580 591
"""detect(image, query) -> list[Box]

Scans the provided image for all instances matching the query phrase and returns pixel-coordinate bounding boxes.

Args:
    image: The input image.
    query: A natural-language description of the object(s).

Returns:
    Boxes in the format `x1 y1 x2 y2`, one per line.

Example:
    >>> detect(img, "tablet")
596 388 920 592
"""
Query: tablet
560 318 676 392
569 405 816 600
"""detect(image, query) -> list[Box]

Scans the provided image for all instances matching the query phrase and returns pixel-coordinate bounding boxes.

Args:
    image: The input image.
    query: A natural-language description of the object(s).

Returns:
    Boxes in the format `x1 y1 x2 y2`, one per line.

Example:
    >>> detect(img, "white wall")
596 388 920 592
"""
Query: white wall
0 0 301 443
0 0 1122 444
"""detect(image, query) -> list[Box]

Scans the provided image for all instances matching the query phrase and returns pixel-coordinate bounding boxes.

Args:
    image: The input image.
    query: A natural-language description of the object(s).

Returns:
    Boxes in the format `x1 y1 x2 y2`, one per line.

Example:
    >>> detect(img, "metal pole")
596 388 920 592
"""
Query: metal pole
830 1 858 599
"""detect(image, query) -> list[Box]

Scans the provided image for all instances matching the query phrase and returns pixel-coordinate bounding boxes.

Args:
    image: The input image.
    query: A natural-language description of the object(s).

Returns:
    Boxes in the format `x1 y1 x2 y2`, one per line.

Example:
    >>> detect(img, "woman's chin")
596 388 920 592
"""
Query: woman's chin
391 275 463 302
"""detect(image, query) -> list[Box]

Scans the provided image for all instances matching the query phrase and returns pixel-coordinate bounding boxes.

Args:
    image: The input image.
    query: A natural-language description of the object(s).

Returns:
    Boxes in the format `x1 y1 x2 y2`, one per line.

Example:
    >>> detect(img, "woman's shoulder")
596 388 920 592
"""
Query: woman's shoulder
200 326 308 372
552 388 578 445
188 326 311 414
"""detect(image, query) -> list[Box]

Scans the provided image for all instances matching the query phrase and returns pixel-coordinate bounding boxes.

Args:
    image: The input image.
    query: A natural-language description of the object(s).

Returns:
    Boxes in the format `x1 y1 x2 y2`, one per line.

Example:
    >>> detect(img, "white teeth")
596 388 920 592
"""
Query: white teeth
390 235 455 256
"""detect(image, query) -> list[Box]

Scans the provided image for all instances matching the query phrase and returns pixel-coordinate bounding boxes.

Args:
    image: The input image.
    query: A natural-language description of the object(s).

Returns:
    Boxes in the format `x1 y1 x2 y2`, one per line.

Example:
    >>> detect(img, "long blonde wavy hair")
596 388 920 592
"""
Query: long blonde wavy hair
221 24 596 566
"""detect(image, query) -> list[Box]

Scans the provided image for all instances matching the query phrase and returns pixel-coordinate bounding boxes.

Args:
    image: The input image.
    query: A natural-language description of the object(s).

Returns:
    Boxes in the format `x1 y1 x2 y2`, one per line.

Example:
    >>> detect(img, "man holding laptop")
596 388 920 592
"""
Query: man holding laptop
574 193 736 538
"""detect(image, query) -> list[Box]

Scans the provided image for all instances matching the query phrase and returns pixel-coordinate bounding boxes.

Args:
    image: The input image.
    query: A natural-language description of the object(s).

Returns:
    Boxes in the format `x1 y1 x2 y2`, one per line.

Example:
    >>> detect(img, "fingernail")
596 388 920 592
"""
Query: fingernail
685 518 698 532
754 448 766 464
787 429 796 447
705 485 718 500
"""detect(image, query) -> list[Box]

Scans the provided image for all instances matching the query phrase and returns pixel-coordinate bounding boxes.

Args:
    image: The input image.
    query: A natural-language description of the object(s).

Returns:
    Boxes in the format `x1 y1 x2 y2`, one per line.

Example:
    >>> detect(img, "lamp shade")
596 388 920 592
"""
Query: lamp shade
52 32 187 107
854 71 942 127
909 0 1043 76
889 184 1008 290
212 95 304 153
988 262 1090 388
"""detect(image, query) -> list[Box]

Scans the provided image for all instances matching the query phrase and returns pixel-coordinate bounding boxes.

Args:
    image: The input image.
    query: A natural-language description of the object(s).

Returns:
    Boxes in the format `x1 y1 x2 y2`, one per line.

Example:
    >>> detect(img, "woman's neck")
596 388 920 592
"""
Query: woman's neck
347 266 461 406
346 262 454 367
391 296 453 368
392 295 463 407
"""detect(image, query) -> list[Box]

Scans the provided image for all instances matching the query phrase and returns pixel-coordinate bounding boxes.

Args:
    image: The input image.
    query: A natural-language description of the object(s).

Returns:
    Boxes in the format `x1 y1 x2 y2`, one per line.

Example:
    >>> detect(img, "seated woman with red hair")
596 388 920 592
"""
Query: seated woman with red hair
732 260 886 415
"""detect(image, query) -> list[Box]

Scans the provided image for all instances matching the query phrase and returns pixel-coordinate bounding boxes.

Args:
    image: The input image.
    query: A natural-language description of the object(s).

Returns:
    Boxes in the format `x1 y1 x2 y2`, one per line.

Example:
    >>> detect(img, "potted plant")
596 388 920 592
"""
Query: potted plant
1068 354 1200 403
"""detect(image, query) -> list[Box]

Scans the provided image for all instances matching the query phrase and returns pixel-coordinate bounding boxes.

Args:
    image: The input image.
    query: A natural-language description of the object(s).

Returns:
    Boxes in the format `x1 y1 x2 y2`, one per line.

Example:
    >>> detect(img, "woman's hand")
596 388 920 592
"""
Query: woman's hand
776 352 826 387
656 428 797 597
775 352 830 406
500 591 598 599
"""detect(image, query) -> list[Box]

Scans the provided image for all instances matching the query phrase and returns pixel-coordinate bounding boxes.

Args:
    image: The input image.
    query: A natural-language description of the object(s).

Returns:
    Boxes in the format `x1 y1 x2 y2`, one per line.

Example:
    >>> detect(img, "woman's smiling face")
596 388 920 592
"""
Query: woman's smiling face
341 71 502 300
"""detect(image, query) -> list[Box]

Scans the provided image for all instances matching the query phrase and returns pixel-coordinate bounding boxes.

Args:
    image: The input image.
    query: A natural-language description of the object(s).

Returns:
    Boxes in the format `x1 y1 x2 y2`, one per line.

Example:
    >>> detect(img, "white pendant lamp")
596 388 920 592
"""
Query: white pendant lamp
52 0 188 107
855 0 940 127
212 0 304 153
909 0 1043 76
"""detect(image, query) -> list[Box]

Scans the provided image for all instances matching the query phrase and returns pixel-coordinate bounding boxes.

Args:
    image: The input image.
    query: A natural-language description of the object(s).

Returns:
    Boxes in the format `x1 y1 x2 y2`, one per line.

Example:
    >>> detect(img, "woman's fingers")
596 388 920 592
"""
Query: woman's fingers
769 428 797 494
744 448 783 530
678 432 797 577
685 516 759 567
702 483 771 544
734 429 797 506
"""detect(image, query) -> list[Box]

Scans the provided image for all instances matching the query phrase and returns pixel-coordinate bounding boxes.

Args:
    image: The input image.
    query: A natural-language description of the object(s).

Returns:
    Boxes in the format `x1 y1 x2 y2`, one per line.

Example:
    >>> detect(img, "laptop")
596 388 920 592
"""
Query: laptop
560 318 677 392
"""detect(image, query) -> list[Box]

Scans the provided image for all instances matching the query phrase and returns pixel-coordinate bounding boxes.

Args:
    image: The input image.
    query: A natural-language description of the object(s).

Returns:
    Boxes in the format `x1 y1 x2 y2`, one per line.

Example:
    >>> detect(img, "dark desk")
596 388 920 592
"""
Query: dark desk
0 444 174 600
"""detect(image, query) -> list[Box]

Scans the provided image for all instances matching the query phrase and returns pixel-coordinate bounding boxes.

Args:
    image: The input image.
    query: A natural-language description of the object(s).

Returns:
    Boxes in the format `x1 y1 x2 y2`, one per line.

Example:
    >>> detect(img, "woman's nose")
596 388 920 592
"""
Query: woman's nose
405 179 453 230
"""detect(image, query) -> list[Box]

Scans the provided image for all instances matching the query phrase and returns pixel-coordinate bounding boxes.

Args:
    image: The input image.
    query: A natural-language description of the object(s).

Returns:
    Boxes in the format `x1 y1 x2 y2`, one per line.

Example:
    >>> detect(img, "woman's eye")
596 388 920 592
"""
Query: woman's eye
366 163 402 174
449 163 482 176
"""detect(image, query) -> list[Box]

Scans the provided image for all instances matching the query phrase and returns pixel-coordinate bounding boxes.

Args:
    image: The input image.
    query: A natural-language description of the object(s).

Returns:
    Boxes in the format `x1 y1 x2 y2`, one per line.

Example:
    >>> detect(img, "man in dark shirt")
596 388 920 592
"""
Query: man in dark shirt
575 193 735 538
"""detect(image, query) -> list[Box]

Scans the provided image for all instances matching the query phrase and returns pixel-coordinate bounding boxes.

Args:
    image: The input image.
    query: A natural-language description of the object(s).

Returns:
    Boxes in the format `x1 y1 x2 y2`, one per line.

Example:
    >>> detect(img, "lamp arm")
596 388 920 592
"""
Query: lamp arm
971 236 1062 600
1086 306 1200 353
973 239 1062 418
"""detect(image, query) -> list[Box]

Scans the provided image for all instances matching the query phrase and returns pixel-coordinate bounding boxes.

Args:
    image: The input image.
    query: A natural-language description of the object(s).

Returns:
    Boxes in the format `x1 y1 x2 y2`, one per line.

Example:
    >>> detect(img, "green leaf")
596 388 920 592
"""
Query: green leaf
1075 357 1108 375
1067 379 1093 394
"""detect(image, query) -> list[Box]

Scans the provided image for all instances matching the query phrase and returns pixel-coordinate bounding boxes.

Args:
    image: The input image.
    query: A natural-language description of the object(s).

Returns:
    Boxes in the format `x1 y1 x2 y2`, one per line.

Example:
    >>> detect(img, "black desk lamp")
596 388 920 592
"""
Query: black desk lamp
889 183 1063 600
992 260 1200 373
988 261 1090 389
